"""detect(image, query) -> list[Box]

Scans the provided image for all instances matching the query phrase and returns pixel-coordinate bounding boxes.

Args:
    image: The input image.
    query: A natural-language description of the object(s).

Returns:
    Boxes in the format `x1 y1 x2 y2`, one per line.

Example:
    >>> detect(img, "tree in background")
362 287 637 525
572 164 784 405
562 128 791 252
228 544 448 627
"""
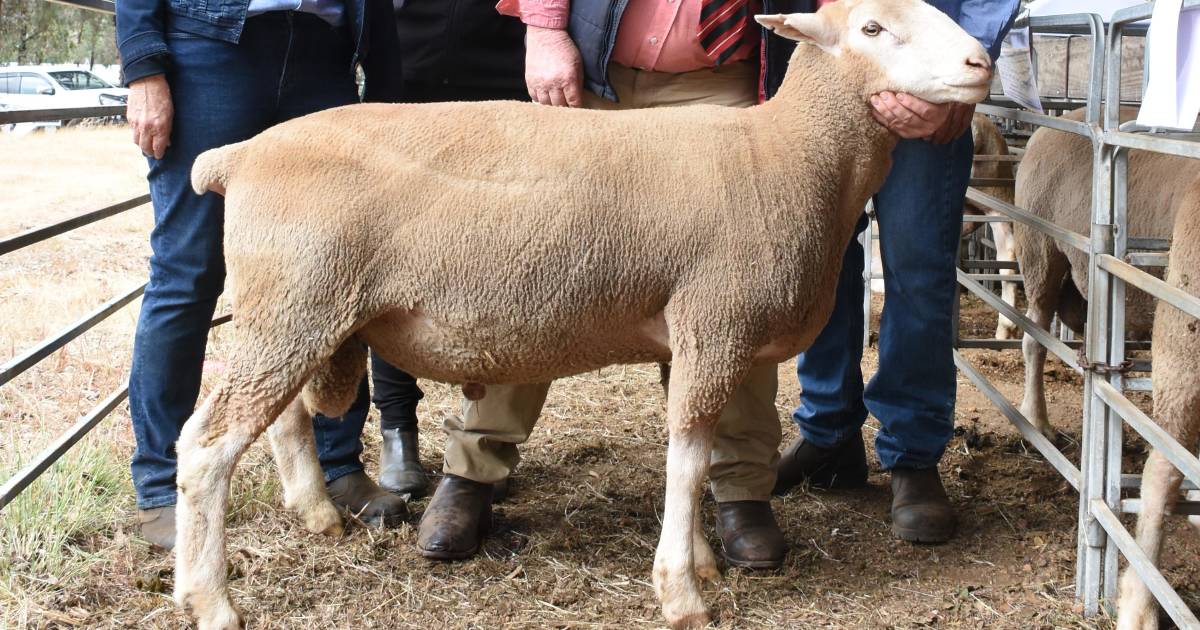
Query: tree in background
0 0 117 66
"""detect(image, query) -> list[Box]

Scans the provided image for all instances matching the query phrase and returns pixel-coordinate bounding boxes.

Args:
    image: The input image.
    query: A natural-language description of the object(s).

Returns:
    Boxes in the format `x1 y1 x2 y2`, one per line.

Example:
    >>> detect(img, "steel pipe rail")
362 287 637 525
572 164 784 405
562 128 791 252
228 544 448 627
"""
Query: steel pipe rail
44 0 113 13
1097 255 1200 320
0 105 126 125
0 195 150 257
977 104 1094 136
964 273 1024 283
957 269 1081 371
1121 499 1200 516
1101 130 1200 160
954 351 1081 490
1121 475 1198 491
1125 252 1169 267
1094 380 1200 490
0 314 230 512
0 283 146 389
1090 499 1200 629
968 177 1015 187
965 188 1091 253
961 215 1016 224
0 385 128 511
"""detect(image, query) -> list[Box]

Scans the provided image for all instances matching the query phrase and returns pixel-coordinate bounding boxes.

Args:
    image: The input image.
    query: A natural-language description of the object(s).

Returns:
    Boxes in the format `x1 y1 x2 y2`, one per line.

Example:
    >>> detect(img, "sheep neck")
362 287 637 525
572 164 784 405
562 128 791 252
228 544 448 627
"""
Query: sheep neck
759 43 895 156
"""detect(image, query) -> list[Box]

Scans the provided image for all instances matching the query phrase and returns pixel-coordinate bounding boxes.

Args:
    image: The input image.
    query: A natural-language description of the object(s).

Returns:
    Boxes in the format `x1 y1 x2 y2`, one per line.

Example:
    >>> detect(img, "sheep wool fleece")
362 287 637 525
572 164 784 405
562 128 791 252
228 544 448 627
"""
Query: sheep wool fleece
442 59 784 503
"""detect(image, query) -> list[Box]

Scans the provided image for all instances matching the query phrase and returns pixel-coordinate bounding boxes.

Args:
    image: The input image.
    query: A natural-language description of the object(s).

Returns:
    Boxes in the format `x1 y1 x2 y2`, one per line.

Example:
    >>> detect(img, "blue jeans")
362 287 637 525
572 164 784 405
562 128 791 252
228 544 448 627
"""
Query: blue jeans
129 13 380 509
793 134 973 471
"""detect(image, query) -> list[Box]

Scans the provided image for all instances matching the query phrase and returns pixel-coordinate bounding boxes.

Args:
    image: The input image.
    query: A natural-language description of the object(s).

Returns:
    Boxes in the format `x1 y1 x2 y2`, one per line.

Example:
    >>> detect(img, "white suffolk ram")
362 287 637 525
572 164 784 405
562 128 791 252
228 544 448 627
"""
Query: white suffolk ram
172 1 992 628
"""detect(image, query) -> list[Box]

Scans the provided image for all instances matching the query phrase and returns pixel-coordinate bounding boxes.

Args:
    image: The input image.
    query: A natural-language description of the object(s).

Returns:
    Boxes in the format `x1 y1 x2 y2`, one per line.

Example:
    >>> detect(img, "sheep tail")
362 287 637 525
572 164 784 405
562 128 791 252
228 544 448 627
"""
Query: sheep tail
191 141 248 195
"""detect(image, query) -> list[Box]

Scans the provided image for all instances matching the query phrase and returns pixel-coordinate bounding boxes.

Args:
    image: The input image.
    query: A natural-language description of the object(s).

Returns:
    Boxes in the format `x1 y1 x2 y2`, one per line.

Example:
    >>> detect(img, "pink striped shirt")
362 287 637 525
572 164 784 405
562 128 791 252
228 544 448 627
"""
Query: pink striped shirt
496 0 759 73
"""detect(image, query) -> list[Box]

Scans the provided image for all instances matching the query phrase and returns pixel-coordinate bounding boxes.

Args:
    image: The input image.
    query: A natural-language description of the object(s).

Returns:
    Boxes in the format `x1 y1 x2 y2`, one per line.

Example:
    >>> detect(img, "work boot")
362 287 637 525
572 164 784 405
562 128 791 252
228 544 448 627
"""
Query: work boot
137 505 176 552
715 501 787 569
773 433 869 494
890 467 957 543
417 474 493 561
379 429 429 498
492 476 511 502
327 470 408 527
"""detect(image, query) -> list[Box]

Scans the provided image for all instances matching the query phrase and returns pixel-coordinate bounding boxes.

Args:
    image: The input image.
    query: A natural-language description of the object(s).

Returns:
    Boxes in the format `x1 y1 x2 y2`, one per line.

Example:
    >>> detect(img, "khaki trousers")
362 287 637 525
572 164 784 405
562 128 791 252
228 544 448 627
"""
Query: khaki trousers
442 60 781 502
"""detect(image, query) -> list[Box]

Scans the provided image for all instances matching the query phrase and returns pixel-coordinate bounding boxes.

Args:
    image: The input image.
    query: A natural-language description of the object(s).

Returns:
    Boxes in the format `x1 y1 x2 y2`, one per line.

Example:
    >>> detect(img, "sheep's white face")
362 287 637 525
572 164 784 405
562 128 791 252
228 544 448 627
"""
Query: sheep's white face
756 0 993 104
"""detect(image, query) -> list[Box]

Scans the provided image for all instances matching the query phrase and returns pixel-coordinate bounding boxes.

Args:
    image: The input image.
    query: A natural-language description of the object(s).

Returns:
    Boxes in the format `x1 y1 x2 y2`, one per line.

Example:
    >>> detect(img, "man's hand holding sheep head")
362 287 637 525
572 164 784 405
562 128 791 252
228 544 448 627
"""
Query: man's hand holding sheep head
869 93 976 144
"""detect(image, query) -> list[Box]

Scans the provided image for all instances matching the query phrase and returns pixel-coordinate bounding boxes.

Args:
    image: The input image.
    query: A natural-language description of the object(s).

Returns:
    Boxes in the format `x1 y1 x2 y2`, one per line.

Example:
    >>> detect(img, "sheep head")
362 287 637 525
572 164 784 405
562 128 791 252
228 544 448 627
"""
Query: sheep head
756 0 993 105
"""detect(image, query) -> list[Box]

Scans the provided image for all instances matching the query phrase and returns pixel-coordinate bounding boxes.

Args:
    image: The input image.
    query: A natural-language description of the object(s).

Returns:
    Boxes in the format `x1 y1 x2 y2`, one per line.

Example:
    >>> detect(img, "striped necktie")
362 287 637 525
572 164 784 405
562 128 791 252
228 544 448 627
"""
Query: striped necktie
698 0 751 65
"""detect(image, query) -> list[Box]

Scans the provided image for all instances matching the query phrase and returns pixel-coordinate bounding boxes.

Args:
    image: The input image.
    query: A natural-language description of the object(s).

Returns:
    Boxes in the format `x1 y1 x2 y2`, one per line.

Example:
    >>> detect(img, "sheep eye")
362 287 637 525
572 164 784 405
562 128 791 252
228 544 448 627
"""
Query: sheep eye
862 21 882 36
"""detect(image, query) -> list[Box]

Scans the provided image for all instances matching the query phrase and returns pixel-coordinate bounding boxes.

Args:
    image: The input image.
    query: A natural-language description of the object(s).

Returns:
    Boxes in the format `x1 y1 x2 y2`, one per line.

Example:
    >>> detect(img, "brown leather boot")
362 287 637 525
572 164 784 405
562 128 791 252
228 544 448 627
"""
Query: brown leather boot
890 467 957 543
137 505 176 552
714 501 787 569
327 470 408 527
773 433 869 494
379 429 429 498
417 474 493 560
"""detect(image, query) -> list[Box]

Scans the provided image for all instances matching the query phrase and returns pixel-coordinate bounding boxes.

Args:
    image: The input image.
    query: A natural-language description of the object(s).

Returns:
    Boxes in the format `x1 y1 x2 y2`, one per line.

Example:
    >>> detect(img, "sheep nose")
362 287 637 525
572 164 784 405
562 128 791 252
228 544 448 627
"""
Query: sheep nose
966 54 991 72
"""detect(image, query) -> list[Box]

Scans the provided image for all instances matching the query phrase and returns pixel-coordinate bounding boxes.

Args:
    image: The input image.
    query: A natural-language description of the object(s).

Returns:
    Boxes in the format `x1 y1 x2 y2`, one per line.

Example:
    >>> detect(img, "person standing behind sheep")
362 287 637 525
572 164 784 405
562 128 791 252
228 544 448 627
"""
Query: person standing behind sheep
416 0 816 570
370 0 531 500
772 0 1019 544
116 0 416 550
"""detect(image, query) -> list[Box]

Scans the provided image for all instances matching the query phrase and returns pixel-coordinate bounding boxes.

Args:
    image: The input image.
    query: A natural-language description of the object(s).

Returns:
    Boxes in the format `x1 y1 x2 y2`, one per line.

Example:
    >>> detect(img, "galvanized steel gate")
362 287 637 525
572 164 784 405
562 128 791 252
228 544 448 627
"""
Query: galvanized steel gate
955 5 1200 626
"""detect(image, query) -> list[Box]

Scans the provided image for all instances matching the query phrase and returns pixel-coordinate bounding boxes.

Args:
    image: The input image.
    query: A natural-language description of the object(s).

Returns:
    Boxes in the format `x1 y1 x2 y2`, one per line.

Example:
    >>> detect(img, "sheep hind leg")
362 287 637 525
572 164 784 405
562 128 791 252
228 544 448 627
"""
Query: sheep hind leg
992 222 1020 340
1116 452 1181 630
1018 302 1055 440
266 339 366 535
174 379 295 630
266 397 342 537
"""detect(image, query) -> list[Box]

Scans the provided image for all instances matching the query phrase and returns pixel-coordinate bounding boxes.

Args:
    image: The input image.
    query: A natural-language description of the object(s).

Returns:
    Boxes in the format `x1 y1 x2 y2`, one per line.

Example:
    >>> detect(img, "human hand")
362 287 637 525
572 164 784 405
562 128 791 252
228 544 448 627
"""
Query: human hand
869 91 950 140
525 25 584 107
127 74 174 159
929 102 976 144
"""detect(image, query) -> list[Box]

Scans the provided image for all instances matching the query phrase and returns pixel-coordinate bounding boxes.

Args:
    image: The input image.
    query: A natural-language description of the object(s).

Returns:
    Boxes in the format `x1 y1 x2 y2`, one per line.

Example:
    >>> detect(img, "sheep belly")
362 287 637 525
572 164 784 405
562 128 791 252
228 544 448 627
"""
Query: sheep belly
357 308 674 384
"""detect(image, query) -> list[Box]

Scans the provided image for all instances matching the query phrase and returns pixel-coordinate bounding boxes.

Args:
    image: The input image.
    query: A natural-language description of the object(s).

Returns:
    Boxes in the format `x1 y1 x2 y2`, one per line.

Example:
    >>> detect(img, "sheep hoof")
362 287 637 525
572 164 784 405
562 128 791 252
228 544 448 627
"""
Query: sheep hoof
463 382 486 401
301 500 344 537
665 610 712 630
178 590 243 630
694 562 721 584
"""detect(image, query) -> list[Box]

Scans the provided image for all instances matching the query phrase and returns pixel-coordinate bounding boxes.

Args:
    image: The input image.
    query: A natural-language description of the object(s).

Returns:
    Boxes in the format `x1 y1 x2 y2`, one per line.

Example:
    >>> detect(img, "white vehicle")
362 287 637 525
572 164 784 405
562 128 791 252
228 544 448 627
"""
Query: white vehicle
0 66 128 109
0 66 128 134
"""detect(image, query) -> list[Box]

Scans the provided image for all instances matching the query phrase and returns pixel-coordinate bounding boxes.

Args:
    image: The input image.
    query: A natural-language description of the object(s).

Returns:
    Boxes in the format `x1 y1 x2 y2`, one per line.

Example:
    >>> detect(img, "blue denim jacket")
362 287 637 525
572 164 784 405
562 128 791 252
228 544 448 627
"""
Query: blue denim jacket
115 0 405 102
566 0 1019 101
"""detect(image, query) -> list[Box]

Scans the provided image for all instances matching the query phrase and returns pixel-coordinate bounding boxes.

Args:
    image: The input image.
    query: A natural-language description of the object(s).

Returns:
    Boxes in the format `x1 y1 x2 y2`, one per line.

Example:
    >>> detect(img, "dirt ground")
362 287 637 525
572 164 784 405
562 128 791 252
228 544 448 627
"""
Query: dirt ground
2 128 1198 629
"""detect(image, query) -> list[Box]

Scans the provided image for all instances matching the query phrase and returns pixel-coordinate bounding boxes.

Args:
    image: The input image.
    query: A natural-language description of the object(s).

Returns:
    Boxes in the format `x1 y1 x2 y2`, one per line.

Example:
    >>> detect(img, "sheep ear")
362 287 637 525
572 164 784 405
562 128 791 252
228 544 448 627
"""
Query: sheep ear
755 13 837 48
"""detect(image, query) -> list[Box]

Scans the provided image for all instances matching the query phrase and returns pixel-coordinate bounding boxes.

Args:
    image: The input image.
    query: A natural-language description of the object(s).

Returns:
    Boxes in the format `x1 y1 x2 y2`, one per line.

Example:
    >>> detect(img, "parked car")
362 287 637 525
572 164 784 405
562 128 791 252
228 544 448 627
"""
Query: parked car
0 66 128 133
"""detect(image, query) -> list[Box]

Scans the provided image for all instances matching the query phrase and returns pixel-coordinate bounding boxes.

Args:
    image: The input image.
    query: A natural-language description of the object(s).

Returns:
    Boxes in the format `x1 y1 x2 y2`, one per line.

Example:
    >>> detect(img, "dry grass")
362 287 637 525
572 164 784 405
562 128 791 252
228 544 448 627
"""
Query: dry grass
4 126 1197 630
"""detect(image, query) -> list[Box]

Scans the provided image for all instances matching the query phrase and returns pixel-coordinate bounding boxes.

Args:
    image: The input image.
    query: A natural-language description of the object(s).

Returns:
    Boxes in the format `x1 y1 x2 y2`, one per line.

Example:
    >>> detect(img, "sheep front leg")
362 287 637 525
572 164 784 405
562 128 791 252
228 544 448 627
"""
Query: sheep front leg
655 422 715 629
174 390 253 630
653 349 733 629
1116 452 1181 630
1018 302 1054 439
266 397 343 537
